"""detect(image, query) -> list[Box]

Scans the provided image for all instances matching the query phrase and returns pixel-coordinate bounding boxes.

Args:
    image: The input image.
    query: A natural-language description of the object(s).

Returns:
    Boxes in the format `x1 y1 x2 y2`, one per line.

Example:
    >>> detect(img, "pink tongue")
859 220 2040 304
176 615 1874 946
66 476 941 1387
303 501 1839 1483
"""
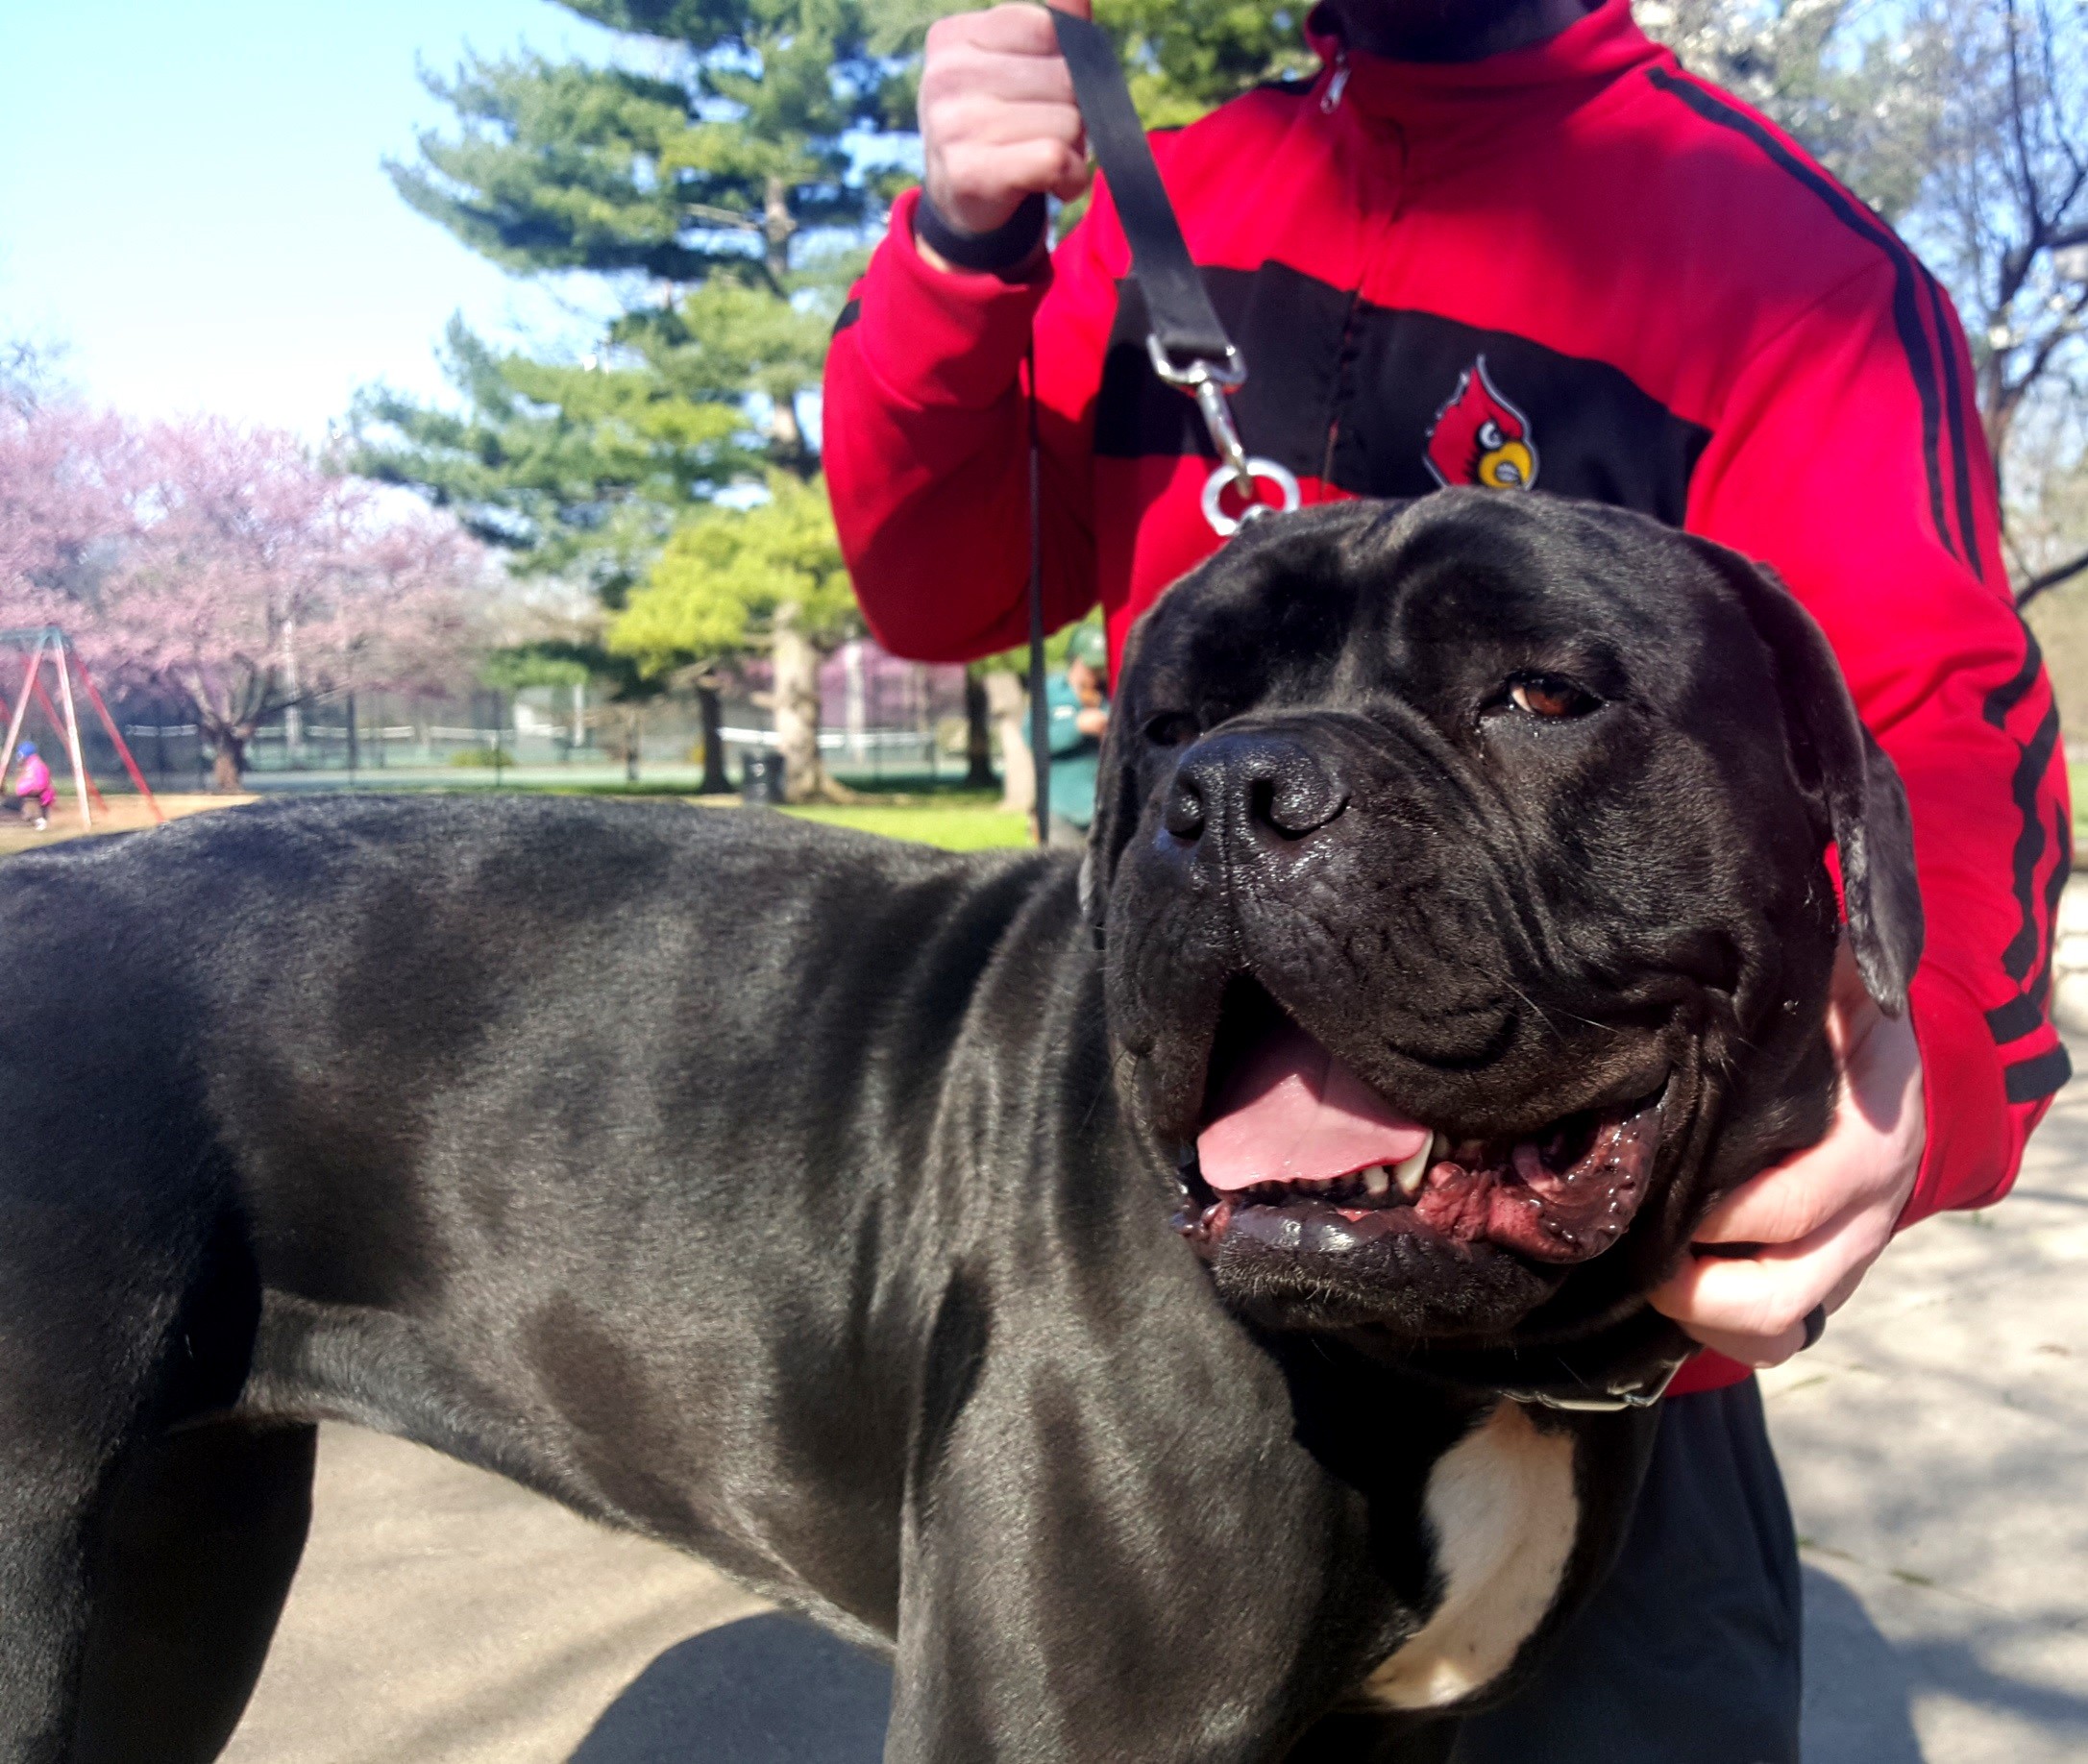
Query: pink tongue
1197 1015 1432 1192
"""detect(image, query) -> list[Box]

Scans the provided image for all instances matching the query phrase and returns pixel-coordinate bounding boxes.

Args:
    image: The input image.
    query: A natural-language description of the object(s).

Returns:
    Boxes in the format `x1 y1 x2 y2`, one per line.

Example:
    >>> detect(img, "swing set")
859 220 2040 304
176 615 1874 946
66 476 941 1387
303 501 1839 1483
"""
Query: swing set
0 627 163 832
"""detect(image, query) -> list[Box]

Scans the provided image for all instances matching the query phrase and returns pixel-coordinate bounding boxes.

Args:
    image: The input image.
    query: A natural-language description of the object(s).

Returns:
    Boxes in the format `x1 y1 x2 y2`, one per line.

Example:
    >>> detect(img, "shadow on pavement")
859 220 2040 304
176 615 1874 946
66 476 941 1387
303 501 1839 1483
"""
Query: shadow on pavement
1803 1565 1925 1764
1891 1634 2088 1751
573 1570 2088 1764
568 1613 891 1763
1806 1557 2088 1762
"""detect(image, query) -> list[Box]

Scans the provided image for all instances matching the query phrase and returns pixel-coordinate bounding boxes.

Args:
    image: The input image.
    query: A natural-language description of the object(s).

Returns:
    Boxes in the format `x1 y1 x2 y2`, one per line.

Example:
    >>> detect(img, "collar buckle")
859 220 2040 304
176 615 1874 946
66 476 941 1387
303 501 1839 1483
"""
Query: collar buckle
1503 1354 1688 1413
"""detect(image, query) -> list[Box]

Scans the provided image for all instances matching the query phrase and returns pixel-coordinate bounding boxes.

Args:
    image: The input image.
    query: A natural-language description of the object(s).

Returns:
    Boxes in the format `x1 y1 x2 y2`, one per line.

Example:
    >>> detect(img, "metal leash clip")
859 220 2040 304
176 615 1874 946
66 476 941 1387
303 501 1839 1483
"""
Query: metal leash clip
1144 336 1301 537
1051 12 1299 540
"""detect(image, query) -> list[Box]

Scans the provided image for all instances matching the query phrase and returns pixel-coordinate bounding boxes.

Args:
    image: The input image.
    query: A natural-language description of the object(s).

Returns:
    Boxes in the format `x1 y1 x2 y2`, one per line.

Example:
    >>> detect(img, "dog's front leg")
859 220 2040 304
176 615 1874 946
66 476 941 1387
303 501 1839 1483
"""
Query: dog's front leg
886 1555 1450 1764
882 1350 1388 1764
885 1519 1320 1764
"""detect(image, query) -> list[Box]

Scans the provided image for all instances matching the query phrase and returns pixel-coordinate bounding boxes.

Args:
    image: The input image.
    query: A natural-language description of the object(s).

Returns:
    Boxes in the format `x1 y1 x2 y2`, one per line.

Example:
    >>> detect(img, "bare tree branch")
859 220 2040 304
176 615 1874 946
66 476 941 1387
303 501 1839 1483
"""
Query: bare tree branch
2015 545 2088 607
684 203 759 232
2005 0 2049 237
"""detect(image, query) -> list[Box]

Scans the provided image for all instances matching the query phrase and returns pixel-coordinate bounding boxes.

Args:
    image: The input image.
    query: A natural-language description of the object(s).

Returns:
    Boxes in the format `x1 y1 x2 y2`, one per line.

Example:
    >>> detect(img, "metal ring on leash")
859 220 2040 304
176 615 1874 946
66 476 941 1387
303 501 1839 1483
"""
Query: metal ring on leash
1200 457 1301 536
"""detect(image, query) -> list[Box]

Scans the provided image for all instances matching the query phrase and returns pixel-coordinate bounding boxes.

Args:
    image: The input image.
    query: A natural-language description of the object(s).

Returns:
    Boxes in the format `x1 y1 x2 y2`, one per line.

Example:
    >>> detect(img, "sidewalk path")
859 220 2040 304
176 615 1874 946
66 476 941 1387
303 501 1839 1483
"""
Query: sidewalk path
219 1425 770 1764
225 1059 2088 1763
1763 1041 2088 1763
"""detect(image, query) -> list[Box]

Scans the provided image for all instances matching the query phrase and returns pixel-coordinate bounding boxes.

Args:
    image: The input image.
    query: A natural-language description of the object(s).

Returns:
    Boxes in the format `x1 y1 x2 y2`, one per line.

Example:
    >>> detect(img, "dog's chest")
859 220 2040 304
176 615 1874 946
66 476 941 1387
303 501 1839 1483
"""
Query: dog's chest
1362 1402 1579 1711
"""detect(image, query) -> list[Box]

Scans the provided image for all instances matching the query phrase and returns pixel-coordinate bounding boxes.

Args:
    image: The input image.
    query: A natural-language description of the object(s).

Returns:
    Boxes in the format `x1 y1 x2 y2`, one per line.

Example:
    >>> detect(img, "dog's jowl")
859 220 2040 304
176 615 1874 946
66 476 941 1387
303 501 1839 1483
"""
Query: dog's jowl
0 491 1918 1762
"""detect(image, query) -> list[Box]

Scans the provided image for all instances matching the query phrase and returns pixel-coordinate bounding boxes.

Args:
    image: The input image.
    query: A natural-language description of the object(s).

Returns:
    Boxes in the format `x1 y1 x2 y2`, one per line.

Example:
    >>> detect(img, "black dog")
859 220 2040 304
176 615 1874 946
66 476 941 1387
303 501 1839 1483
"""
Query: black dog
0 491 1918 1763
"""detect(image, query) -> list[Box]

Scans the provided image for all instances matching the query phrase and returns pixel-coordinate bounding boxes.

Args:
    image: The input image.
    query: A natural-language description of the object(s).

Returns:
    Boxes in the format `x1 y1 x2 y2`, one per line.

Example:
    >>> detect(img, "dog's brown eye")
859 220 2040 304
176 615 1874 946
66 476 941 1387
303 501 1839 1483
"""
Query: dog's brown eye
1508 674 1592 719
1142 712 1199 748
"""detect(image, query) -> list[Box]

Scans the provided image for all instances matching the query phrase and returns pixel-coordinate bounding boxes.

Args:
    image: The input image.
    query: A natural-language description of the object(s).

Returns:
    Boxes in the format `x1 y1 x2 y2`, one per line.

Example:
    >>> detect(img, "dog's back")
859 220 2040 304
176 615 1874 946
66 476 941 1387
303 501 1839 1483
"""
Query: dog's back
0 796 1076 1762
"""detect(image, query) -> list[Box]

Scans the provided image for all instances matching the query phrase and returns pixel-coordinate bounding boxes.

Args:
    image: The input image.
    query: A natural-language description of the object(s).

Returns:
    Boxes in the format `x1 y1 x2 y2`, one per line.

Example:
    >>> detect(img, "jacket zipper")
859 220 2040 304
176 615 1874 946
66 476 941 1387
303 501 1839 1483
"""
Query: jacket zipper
1321 49 1350 114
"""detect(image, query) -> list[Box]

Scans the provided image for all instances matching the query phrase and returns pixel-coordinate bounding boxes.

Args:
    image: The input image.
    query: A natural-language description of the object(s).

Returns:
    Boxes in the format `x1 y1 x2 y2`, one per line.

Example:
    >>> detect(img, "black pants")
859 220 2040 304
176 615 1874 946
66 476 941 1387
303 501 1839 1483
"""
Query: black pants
1451 1379 1803 1763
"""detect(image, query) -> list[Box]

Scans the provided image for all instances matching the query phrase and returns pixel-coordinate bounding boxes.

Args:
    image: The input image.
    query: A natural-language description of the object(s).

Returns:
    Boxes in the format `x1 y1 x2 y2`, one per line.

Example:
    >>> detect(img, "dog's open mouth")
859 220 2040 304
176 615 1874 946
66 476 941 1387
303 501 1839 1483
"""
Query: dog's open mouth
1174 990 1662 1268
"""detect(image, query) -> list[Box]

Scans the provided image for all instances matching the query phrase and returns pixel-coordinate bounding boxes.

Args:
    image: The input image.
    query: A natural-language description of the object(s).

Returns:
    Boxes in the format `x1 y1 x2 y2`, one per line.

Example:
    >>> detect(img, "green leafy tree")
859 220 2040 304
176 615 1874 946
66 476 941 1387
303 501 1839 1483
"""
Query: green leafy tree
611 473 861 798
1094 0 1314 128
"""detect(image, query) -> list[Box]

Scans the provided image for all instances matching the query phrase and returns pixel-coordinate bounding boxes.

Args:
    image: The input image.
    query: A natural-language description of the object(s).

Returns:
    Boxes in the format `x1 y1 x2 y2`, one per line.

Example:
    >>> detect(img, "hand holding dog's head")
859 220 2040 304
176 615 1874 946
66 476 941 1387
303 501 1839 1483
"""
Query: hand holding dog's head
1087 491 1921 1350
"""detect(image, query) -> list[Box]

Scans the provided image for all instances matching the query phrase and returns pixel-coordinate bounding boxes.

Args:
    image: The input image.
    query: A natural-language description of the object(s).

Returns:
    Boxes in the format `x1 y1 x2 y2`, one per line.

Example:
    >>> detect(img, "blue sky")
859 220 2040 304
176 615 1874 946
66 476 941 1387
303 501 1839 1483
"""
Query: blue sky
0 0 641 437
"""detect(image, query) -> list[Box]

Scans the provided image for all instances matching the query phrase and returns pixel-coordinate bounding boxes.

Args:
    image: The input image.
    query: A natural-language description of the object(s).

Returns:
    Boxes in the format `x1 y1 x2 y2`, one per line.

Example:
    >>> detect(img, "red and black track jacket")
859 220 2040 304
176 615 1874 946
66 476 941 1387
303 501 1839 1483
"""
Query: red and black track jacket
824 0 2070 1391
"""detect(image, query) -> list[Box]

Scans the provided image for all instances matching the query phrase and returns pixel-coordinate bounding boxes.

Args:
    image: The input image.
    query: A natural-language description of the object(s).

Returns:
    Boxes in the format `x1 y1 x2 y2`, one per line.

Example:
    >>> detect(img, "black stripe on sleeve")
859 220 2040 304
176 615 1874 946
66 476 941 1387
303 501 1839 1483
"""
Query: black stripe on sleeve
2037 796 2072 990
1644 67 1958 566
1978 625 2066 1048
1985 799 2075 1045
1986 992 2047 1043
2000 698 2063 984
832 296 863 336
1982 623 2045 728
2003 1042 2073 1105
1922 271 1984 578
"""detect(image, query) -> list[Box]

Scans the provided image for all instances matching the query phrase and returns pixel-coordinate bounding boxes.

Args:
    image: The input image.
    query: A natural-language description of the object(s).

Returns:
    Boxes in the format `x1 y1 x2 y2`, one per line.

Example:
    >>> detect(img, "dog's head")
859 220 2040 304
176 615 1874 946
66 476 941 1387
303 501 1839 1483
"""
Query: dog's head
1089 491 1921 1359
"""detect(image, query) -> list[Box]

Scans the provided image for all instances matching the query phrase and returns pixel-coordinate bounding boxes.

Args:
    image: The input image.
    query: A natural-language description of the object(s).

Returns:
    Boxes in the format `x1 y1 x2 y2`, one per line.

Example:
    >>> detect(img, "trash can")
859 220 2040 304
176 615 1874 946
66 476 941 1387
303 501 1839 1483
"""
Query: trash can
742 751 787 805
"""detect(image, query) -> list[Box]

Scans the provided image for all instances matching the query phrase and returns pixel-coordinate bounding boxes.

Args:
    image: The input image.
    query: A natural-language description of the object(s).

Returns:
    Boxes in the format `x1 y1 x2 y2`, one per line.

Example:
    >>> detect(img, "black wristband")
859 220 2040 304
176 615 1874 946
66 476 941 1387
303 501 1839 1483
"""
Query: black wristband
914 190 1047 274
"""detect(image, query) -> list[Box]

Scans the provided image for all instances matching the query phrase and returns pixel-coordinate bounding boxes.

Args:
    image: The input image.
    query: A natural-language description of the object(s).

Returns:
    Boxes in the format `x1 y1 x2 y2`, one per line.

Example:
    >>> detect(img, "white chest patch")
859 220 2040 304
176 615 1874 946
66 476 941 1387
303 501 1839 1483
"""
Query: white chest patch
1363 1402 1580 1712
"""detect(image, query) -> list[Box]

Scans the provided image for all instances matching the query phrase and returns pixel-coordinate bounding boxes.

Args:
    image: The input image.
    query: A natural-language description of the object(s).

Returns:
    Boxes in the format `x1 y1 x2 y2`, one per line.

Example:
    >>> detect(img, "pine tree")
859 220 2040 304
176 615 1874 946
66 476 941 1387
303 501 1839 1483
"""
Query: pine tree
371 0 923 498
352 318 744 597
359 0 1313 798
1095 0 1312 128
356 0 917 796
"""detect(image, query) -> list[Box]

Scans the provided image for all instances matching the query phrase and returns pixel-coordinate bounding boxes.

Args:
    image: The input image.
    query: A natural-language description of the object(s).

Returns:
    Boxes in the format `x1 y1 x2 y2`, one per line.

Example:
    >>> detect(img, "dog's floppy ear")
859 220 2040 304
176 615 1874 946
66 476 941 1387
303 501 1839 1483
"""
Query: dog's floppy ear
1692 539 1924 1017
1080 620 1149 943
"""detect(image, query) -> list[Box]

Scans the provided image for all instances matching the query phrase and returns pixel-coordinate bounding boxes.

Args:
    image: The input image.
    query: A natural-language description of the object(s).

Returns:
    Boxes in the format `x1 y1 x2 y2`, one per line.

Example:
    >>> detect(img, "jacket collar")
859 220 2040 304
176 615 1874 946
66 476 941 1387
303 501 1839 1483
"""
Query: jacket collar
1304 0 1664 145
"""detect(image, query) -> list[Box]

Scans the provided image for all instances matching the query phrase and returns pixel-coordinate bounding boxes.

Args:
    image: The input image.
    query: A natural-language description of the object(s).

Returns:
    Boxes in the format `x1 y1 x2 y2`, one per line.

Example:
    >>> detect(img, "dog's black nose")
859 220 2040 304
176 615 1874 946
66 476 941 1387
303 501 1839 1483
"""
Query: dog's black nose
1164 731 1348 846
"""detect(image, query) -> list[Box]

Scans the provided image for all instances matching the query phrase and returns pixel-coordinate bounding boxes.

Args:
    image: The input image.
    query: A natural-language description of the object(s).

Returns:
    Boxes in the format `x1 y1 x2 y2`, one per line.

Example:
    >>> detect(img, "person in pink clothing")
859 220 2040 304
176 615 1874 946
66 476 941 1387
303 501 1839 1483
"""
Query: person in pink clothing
12 741 55 829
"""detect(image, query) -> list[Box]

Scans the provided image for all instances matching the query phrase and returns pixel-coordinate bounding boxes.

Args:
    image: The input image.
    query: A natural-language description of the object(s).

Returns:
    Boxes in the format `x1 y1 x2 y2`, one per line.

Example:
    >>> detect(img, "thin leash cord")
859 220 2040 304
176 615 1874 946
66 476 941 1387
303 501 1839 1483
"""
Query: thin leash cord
1026 333 1049 847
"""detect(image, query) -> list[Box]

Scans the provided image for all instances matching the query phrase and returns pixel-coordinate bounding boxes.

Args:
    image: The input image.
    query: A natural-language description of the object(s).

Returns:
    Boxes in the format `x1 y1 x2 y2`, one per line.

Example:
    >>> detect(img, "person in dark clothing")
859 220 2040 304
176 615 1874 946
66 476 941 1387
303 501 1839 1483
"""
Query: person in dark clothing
1044 621 1110 845
822 1 2066 1755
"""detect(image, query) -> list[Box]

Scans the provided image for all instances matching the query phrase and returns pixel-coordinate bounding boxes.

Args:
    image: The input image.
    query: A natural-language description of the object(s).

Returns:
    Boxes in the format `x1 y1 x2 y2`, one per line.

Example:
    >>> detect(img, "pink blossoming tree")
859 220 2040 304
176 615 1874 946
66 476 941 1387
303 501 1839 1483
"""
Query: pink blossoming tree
0 405 484 788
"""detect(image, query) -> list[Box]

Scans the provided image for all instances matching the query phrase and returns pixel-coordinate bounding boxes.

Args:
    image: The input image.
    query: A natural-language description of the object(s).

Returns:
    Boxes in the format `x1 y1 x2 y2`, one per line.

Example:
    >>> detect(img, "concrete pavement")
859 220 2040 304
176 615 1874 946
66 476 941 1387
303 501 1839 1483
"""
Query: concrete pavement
1764 1045 2088 1761
218 1428 774 1764
223 1056 2088 1762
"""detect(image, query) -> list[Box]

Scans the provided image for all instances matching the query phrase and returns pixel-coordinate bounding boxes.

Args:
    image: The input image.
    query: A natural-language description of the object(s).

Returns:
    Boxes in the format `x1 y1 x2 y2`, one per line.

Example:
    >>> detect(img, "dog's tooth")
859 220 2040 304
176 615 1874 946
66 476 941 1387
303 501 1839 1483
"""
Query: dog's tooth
1391 1142 1431 1197
1363 1164 1391 1198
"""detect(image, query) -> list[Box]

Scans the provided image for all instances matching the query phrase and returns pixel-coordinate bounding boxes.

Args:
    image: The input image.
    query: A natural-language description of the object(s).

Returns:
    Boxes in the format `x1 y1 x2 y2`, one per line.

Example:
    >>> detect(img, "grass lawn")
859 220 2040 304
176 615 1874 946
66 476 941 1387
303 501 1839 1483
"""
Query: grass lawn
20 768 2081 864
781 800 1033 851
0 784 1038 859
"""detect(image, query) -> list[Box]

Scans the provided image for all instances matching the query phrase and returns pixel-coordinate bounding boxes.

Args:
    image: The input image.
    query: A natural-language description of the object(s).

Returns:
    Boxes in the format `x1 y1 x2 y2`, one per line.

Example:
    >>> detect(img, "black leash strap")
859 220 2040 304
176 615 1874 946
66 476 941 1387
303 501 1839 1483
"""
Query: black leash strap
1046 11 1298 533
1050 12 1238 377
1027 338 1049 846
1022 12 1299 845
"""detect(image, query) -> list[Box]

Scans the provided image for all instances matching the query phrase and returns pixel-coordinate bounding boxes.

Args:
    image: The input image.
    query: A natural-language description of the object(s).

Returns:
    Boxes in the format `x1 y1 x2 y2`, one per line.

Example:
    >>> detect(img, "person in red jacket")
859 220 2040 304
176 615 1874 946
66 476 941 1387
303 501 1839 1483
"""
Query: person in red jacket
823 0 2069 1754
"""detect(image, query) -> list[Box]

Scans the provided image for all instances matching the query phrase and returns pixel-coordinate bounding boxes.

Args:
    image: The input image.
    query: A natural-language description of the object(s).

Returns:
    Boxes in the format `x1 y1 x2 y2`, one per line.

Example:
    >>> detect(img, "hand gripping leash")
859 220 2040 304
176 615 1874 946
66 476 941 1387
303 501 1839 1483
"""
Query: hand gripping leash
1049 12 1300 535
1023 12 1301 841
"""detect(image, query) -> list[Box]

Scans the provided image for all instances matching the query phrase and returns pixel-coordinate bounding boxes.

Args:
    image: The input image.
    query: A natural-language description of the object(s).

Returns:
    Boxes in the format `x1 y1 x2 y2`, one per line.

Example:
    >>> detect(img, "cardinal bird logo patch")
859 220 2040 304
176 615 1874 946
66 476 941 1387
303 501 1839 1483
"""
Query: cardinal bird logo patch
1424 355 1538 491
